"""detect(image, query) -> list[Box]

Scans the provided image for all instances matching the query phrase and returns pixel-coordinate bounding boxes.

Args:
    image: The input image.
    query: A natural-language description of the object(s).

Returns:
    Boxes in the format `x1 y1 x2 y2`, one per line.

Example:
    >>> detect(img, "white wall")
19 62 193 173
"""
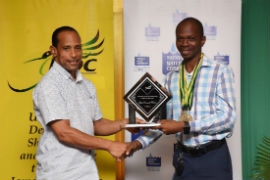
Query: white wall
124 0 242 179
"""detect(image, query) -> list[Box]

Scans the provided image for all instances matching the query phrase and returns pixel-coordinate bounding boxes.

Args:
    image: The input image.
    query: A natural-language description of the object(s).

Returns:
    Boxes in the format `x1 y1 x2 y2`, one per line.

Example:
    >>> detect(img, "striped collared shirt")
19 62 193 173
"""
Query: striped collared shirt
137 55 236 148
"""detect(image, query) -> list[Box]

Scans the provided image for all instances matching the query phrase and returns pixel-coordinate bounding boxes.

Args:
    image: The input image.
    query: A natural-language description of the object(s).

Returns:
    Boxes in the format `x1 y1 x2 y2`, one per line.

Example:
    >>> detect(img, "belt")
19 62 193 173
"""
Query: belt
177 139 226 156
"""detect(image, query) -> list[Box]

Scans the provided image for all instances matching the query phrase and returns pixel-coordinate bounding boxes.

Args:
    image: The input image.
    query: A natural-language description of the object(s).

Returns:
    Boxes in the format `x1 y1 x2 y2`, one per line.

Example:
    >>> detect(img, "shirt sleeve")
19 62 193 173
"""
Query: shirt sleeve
190 65 237 135
33 81 70 125
135 129 163 149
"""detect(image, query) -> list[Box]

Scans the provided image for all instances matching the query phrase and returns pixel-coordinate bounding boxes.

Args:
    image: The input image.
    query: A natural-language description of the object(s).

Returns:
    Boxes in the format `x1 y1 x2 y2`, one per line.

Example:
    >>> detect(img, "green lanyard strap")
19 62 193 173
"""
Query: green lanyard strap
179 54 203 110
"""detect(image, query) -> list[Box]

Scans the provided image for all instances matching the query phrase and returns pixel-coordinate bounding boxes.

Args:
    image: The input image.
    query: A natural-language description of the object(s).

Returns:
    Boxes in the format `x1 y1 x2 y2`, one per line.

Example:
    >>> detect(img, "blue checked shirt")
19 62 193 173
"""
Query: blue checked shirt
137 55 236 148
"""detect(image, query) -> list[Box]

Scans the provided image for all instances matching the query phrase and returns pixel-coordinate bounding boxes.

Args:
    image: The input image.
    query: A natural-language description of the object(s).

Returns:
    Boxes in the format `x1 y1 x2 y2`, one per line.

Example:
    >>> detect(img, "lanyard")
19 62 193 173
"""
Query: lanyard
179 54 203 110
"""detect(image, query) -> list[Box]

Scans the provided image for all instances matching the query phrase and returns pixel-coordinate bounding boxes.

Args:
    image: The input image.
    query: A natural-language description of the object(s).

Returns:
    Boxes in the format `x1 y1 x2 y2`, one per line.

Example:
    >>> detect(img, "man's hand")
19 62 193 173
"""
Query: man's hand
125 140 142 157
107 141 129 161
125 118 146 134
135 118 147 124
107 140 142 161
155 119 184 135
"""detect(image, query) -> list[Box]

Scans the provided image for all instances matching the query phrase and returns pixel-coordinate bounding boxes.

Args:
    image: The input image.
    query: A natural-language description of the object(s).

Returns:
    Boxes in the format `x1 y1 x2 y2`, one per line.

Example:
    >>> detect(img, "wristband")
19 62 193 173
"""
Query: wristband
183 121 190 134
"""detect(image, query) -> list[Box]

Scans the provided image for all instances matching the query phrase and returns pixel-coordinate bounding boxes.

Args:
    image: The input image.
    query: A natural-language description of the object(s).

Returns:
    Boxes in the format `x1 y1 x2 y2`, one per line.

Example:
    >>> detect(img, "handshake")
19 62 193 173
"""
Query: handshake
106 118 157 161
104 117 181 161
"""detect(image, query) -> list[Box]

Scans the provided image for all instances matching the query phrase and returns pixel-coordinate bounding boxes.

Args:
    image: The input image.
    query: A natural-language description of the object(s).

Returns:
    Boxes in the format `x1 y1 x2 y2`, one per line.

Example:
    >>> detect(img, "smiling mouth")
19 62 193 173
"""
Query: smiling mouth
181 50 191 54
69 60 79 64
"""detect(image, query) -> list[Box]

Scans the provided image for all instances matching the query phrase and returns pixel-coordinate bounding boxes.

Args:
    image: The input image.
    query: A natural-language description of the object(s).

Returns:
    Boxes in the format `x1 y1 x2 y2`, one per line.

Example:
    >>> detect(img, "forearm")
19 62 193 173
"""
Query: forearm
49 119 129 160
94 118 128 136
56 126 115 151
191 94 236 134
50 120 116 151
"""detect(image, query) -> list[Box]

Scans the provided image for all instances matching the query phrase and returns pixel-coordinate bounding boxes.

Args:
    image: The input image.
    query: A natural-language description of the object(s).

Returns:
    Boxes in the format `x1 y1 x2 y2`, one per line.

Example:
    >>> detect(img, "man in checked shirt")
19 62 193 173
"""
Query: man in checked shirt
128 17 236 180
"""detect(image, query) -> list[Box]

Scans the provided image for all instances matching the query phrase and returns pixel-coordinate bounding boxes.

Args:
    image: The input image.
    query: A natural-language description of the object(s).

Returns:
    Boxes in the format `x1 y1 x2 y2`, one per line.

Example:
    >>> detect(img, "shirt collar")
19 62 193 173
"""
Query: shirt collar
173 53 211 72
52 61 83 82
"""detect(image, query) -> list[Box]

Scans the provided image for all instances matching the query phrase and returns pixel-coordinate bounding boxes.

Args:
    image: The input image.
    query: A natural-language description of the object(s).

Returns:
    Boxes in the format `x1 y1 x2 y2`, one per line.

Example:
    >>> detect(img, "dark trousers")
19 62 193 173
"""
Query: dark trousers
172 141 232 180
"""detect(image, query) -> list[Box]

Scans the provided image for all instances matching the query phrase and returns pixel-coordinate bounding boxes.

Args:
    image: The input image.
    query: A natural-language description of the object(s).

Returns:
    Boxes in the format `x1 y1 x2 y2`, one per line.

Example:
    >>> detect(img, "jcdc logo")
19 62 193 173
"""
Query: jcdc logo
8 31 104 93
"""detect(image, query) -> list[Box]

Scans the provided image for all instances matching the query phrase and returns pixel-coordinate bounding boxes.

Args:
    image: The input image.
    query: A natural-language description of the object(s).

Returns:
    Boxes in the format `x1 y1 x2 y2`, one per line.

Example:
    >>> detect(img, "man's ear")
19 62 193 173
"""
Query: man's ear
50 46 57 58
201 36 206 47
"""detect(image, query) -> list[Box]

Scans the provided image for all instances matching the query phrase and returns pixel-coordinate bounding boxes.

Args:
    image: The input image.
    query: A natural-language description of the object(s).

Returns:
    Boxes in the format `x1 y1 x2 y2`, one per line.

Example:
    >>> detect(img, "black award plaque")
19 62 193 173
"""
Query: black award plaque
124 72 171 124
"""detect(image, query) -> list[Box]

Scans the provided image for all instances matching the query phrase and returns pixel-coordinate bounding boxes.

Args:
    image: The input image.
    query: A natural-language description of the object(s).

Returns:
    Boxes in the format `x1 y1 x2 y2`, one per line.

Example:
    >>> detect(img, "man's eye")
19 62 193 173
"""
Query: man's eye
177 38 184 41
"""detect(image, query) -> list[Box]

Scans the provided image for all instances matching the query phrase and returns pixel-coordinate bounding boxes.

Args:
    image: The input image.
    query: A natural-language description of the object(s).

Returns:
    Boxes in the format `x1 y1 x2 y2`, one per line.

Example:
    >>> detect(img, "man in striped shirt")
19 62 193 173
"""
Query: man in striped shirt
128 17 236 180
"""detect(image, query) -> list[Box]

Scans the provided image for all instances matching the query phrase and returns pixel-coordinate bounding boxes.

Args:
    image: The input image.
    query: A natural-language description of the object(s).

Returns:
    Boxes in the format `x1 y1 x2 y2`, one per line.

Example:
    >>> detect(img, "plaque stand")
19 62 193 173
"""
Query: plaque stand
128 104 136 124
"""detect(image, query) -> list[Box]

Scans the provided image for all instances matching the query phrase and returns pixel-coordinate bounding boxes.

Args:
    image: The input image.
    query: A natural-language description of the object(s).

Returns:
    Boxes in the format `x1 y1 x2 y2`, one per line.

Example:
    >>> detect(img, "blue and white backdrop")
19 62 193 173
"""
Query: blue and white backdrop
123 0 241 179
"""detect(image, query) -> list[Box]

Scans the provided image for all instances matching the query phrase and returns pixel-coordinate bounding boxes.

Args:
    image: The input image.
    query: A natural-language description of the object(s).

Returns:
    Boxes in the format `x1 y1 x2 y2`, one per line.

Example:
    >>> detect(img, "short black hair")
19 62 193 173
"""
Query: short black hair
176 17 204 37
51 26 79 47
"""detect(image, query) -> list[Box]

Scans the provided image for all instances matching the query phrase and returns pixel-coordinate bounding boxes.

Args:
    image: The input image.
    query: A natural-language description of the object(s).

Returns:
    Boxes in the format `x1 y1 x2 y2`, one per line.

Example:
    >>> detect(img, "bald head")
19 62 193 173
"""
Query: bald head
176 17 204 37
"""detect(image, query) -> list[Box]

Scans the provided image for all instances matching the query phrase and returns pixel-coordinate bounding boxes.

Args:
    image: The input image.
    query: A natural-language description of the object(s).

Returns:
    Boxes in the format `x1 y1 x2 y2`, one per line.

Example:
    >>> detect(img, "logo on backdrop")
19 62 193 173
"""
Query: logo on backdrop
133 54 150 72
204 23 217 40
172 10 217 40
145 24 160 41
214 53 230 65
146 153 161 171
162 44 182 75
7 31 104 93
172 10 188 25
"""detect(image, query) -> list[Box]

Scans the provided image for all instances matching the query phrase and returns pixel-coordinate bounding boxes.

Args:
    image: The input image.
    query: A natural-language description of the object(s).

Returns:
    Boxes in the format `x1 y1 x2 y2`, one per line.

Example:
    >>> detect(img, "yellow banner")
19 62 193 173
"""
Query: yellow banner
0 0 116 179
